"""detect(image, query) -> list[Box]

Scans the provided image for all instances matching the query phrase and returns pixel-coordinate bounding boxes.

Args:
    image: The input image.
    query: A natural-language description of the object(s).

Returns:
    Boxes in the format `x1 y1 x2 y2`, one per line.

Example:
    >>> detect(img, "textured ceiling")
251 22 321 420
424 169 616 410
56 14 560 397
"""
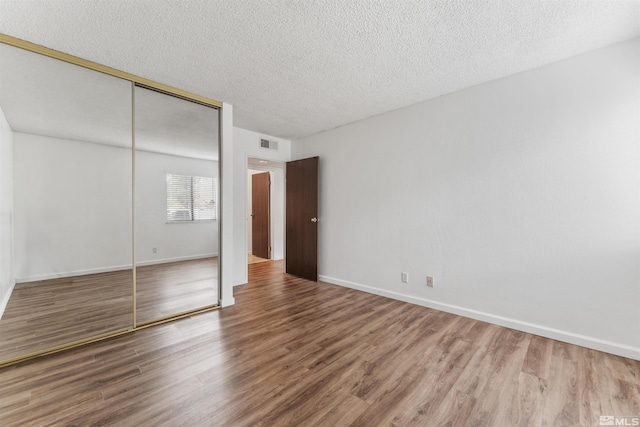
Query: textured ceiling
0 0 638 140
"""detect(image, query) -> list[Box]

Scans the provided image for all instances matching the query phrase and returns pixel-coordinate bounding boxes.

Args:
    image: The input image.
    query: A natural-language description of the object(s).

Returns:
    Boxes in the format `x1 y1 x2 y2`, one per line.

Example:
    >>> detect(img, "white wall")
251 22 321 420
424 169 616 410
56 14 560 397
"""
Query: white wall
292 38 640 360
247 166 285 260
220 102 235 306
0 106 14 318
135 150 218 265
13 132 132 281
233 127 291 285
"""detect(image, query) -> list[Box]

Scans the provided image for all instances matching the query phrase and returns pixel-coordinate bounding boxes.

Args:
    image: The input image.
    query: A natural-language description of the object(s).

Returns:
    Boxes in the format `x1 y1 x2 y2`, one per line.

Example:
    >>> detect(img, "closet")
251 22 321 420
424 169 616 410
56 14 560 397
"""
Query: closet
0 35 221 366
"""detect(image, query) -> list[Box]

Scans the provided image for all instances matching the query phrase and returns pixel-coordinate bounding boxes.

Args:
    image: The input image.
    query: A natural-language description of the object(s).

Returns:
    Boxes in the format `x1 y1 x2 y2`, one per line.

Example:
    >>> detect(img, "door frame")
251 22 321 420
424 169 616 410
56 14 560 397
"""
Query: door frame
249 170 271 259
246 157 285 264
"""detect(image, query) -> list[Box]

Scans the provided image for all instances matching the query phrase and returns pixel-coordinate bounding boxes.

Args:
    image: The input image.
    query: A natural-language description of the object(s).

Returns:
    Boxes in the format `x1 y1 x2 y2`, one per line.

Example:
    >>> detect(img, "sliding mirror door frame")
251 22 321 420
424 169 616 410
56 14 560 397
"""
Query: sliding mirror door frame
0 33 223 368
133 84 221 326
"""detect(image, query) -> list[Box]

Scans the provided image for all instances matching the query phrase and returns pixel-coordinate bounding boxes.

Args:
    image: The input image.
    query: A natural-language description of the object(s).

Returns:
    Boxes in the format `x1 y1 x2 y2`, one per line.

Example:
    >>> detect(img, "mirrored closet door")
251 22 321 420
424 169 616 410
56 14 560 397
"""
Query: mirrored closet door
0 35 222 366
0 42 133 362
134 86 219 325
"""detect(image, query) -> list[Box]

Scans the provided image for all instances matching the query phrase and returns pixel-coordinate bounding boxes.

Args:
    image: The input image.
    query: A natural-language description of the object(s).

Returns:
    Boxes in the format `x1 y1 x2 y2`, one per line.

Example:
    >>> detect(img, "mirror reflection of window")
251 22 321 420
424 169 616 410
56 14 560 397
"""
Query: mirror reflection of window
166 173 217 222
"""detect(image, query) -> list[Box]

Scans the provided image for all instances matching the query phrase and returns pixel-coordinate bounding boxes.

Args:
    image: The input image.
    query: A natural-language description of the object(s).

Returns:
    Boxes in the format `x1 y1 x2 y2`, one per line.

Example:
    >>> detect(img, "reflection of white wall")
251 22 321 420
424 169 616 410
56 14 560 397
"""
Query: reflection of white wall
292 38 640 359
247 167 284 260
12 133 218 282
0 106 14 317
135 150 218 264
13 132 132 281
233 128 291 285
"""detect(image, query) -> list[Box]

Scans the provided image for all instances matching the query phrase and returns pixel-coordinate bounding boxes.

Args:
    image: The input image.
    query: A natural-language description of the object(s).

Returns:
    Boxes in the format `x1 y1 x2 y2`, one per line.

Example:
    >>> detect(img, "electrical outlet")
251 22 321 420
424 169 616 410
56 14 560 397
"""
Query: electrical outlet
401 272 409 283
427 276 434 287
152 247 157 253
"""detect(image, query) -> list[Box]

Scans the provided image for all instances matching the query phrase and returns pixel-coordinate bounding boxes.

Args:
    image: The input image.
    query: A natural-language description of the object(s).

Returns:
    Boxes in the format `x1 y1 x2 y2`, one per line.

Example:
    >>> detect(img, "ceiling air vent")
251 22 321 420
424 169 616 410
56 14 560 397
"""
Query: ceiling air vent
260 138 278 150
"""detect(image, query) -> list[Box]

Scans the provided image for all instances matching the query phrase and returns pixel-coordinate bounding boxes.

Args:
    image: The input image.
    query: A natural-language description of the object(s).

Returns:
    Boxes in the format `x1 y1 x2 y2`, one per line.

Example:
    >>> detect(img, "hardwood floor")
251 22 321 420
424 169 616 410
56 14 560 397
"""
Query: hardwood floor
248 253 270 264
0 260 638 426
0 258 218 362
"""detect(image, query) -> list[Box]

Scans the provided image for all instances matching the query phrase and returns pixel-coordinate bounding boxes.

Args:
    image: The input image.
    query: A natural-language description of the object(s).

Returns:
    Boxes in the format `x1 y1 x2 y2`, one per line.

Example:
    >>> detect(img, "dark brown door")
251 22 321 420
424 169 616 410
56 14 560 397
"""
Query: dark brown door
286 156 319 281
251 172 270 259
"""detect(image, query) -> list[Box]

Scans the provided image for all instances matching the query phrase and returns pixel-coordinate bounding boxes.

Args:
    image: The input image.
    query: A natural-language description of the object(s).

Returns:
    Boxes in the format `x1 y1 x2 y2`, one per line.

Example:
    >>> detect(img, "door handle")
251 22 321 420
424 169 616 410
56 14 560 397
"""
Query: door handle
311 217 318 223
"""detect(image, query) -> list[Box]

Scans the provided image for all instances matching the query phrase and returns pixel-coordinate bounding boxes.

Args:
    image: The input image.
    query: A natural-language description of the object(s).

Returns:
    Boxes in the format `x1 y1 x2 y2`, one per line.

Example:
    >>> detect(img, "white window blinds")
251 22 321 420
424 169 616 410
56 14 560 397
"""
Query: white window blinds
166 173 216 222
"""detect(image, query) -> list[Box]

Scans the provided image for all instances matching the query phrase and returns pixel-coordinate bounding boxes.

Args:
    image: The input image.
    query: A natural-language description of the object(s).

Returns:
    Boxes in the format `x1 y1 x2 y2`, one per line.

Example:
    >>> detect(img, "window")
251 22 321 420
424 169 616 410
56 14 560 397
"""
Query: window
166 173 216 222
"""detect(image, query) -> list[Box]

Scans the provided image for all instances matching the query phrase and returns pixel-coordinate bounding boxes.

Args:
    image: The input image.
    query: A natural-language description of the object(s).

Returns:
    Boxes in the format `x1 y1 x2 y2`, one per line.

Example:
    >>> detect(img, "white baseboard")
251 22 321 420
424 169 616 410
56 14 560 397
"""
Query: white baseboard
320 274 640 361
135 253 218 267
16 264 133 283
15 254 219 283
0 280 16 320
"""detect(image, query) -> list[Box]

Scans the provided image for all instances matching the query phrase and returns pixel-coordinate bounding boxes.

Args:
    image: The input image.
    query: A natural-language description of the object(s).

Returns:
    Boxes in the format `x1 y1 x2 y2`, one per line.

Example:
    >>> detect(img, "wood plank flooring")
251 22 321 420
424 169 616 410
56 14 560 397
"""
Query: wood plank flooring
248 253 270 264
0 260 638 426
0 258 217 362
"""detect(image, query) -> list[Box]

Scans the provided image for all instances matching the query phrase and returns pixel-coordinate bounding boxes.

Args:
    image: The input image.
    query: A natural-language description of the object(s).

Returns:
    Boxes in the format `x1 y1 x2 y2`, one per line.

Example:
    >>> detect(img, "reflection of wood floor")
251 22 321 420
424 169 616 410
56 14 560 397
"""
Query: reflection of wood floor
0 257 217 362
1 260 639 426
136 257 218 324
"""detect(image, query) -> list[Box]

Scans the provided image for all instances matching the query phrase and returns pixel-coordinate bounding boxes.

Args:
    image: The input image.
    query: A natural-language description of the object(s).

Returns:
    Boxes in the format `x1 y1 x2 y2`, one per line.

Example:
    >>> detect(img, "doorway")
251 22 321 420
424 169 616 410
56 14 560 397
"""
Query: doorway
247 158 284 265
251 171 270 260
